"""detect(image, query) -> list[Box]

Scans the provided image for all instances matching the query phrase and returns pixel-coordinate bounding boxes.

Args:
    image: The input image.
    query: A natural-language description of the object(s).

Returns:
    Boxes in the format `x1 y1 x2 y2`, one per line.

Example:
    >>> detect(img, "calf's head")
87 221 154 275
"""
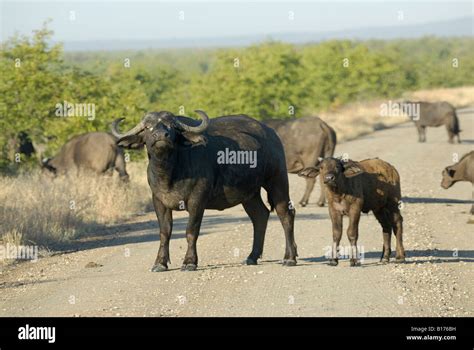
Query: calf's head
298 157 364 188
111 110 209 154
441 166 456 189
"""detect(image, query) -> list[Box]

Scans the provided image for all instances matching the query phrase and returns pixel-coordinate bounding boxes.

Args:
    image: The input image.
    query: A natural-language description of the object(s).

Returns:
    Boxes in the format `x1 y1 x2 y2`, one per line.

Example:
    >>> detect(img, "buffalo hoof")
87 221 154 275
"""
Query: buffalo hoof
328 259 338 266
299 202 307 208
380 257 390 264
282 259 297 267
395 257 406 263
317 201 325 207
151 263 168 272
350 259 361 267
244 258 258 265
181 264 197 271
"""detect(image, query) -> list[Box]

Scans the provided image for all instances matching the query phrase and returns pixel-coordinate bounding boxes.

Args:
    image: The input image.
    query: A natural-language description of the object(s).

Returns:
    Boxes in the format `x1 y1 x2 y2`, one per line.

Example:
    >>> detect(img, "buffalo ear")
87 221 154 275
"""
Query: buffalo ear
342 160 364 178
181 132 207 147
298 167 320 178
117 135 144 149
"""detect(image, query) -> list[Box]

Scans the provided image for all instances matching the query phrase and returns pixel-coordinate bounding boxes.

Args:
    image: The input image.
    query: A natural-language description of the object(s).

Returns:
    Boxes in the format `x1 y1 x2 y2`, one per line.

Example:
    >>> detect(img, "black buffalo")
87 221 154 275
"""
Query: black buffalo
111 110 298 271
264 117 336 207
42 132 129 180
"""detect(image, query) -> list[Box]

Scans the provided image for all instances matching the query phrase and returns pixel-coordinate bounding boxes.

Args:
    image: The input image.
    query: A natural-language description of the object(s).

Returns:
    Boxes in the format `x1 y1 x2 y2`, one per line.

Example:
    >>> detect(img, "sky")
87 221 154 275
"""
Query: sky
1 0 472 42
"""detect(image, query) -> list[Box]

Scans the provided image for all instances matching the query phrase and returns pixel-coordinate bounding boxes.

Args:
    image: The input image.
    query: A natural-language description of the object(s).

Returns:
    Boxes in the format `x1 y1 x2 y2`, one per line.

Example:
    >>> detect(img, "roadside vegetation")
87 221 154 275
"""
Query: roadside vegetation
1 23 472 246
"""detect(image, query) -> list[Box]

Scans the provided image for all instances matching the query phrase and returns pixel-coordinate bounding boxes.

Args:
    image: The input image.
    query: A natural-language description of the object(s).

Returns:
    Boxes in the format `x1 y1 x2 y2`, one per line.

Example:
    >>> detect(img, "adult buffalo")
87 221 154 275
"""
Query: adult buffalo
111 110 298 271
441 151 474 214
264 117 336 207
400 101 461 143
42 132 129 181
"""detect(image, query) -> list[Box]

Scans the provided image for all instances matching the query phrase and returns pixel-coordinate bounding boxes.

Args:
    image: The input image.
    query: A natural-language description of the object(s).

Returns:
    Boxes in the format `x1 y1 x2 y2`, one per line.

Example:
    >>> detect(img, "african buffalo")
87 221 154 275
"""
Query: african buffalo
299 157 405 266
264 117 336 207
7 131 35 162
400 101 461 143
441 151 474 214
111 110 298 271
42 132 129 180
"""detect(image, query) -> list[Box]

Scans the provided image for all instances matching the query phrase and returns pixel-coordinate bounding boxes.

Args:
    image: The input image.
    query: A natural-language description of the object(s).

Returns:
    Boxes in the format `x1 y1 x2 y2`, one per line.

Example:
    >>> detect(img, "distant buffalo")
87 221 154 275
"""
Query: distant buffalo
400 101 460 143
441 151 474 214
111 110 298 271
7 132 55 164
264 117 336 207
42 132 129 181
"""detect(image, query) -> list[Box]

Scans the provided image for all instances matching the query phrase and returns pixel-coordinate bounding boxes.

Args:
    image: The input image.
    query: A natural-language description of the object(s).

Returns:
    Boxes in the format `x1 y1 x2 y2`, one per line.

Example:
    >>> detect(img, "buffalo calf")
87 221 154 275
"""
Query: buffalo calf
299 157 405 266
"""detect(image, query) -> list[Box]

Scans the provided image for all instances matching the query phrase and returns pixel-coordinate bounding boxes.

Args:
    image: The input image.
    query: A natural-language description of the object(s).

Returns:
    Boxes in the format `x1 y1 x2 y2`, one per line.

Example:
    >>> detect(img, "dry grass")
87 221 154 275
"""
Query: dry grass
1 86 473 248
407 86 474 107
318 85 474 142
0 161 151 247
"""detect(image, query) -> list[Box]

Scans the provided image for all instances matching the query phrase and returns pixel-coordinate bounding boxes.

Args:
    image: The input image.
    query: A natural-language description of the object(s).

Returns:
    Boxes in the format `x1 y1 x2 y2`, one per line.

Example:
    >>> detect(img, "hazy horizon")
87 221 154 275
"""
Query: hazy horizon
1 1 472 47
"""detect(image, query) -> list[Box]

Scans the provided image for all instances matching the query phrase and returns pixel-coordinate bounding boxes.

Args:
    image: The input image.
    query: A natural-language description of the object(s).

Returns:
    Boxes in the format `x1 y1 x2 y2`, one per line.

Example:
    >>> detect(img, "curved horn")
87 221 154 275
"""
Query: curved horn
110 118 145 139
174 110 210 133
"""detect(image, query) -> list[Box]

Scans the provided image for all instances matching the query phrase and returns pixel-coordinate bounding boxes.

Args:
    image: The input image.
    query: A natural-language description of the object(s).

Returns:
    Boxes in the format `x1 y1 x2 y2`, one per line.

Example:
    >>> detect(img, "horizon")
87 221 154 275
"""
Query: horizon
1 1 472 50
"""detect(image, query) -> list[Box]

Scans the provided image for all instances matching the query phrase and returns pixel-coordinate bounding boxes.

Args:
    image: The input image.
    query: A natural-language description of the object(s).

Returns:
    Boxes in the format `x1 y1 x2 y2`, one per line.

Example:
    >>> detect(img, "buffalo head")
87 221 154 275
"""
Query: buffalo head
111 110 209 152
298 157 364 187
441 166 456 189
41 157 57 177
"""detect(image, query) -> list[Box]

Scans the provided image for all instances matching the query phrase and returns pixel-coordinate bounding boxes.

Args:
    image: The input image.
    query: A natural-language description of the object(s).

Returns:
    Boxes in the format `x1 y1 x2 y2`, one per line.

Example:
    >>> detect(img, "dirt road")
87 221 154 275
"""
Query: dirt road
1 110 473 317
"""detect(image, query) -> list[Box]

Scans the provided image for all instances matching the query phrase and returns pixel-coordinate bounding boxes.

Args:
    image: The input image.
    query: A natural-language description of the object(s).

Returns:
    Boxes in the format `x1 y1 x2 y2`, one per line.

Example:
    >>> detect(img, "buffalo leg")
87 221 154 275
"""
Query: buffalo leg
446 123 455 144
328 206 343 266
151 195 173 272
346 208 361 266
242 194 270 265
299 177 316 207
374 209 392 263
115 150 129 182
390 209 405 262
266 180 298 266
416 123 426 142
317 175 326 207
181 205 205 271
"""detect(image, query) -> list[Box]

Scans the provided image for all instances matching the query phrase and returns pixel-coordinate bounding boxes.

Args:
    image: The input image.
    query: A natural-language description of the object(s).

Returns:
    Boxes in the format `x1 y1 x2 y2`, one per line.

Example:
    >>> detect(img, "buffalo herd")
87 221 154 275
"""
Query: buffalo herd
27 101 471 270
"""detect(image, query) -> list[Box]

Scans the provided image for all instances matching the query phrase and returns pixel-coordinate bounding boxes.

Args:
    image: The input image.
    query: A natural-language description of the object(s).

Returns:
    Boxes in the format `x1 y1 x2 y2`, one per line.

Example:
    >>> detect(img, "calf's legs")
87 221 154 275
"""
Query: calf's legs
374 209 392 263
328 207 343 266
390 210 406 262
346 209 361 266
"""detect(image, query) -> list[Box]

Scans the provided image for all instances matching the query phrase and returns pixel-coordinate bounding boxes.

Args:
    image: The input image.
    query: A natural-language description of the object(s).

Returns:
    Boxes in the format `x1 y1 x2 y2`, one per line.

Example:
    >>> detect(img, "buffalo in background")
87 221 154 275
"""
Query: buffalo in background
264 117 336 207
400 101 461 143
42 132 129 181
